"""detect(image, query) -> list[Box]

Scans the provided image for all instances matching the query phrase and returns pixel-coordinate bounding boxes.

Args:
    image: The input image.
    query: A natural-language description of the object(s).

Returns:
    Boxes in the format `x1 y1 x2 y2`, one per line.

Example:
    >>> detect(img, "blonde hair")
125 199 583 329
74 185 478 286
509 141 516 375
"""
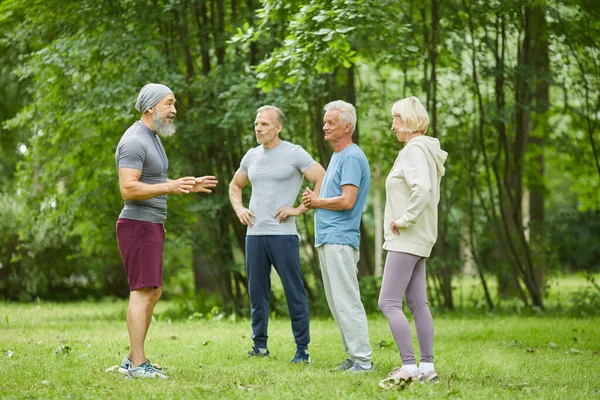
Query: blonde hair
256 105 285 127
391 96 429 134
324 100 357 133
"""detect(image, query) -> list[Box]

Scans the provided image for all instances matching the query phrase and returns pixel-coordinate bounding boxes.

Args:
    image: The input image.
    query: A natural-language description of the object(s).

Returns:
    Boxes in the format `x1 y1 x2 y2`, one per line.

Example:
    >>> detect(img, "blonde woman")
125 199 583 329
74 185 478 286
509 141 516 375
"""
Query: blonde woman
378 97 447 389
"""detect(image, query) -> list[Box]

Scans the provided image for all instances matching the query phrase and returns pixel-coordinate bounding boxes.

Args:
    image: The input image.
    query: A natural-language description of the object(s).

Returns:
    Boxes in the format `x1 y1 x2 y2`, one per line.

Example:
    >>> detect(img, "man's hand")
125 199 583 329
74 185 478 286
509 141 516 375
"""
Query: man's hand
302 187 318 209
235 207 256 226
168 177 197 194
275 206 301 223
191 175 218 193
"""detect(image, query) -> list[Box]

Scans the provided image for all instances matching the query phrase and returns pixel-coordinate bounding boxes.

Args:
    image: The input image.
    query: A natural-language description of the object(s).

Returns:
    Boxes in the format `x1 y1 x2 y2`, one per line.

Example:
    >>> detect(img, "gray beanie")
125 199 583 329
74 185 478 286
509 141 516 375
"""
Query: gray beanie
135 83 173 113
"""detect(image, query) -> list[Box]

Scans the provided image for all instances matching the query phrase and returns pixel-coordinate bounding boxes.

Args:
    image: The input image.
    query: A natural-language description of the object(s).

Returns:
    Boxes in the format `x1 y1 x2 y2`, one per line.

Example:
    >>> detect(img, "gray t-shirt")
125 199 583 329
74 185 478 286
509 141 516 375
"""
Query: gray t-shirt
240 141 316 235
115 121 169 223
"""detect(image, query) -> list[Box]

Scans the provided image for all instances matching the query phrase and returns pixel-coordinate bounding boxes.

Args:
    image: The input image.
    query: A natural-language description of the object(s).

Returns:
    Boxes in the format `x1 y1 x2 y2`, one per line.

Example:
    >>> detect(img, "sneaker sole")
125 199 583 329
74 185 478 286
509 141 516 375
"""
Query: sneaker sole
346 368 375 373
126 372 168 379
291 359 311 364
419 377 440 384
118 367 129 374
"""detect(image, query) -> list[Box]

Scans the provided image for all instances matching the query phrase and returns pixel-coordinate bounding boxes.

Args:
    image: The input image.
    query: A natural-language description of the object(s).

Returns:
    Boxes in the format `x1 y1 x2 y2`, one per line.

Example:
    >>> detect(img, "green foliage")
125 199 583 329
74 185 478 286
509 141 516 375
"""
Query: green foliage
547 210 600 273
0 0 599 310
248 0 408 91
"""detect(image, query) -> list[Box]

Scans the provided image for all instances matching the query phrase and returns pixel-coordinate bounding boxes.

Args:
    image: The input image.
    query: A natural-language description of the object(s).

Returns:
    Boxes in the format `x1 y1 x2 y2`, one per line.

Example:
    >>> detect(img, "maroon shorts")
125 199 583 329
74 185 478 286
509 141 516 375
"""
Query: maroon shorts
116 218 165 291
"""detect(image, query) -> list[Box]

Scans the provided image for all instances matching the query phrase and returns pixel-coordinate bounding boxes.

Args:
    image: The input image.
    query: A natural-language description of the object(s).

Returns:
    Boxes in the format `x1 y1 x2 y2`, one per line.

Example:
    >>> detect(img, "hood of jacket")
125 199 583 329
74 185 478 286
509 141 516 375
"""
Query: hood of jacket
405 135 448 177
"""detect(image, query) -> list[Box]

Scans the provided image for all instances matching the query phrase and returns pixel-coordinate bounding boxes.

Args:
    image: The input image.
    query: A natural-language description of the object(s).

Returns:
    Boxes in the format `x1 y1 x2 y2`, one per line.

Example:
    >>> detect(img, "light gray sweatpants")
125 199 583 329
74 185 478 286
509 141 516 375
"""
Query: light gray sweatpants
378 251 434 364
317 244 372 365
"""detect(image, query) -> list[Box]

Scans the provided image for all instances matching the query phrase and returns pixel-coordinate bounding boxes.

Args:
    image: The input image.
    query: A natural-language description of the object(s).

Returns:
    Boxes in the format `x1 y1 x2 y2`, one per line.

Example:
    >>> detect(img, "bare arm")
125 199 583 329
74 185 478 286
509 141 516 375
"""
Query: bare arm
118 168 196 201
302 184 358 211
303 162 325 200
229 170 255 226
275 163 326 222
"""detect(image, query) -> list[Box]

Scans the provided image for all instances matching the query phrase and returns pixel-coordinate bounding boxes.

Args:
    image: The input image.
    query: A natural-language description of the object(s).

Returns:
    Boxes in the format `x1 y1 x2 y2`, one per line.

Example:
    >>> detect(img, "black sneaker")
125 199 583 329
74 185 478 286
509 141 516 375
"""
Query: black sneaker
248 346 269 357
291 349 310 363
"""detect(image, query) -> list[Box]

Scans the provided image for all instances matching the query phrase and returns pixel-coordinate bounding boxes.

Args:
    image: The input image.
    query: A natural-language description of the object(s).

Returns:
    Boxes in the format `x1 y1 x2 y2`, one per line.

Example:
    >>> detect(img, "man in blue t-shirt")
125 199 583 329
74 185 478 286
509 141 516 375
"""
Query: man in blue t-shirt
229 106 325 363
302 100 373 373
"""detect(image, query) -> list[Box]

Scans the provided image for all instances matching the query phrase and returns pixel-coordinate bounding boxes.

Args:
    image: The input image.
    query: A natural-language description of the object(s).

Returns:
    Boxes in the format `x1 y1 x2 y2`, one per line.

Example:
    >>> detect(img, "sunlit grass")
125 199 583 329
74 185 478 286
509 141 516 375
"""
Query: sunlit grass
0 294 599 399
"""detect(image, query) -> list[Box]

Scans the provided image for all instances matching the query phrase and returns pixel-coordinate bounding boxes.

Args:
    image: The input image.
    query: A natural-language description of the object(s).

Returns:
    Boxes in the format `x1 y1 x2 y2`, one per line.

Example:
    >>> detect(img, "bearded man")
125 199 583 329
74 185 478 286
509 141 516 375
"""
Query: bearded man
115 83 218 378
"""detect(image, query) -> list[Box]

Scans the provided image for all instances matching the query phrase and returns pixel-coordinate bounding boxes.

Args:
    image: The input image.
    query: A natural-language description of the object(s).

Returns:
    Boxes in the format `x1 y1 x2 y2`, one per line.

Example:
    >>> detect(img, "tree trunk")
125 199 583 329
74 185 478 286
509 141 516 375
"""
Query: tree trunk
374 163 383 277
174 0 196 82
527 2 550 291
429 0 438 138
192 219 221 294
194 0 212 75
214 0 226 65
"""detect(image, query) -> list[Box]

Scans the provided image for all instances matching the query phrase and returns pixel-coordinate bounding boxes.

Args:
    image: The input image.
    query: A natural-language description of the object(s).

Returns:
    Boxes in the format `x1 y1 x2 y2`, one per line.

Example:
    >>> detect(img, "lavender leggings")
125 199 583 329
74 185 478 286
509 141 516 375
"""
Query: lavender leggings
378 251 434 364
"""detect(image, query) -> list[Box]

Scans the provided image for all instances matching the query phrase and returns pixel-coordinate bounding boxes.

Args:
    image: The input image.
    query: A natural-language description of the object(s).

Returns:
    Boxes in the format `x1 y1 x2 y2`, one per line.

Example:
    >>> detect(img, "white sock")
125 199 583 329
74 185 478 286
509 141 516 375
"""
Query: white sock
419 362 435 373
402 364 419 374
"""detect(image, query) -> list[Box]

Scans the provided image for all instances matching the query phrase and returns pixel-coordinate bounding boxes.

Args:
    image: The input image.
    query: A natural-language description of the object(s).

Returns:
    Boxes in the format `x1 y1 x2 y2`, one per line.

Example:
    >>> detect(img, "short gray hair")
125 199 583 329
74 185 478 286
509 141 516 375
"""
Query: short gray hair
324 100 356 133
256 105 285 127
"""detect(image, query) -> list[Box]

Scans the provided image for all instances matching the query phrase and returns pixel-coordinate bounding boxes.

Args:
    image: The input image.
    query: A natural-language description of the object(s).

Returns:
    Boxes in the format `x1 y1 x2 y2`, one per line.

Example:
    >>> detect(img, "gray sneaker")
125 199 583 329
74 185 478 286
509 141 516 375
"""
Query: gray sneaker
118 357 132 374
331 358 354 371
346 362 374 373
126 361 168 379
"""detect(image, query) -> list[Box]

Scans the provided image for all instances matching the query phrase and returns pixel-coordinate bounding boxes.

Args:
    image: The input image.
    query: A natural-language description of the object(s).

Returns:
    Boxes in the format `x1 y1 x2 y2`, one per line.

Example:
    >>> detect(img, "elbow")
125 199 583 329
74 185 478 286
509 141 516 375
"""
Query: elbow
414 185 432 205
120 189 133 201
422 191 431 205
229 181 241 192
341 198 356 210
228 182 239 198
120 185 139 201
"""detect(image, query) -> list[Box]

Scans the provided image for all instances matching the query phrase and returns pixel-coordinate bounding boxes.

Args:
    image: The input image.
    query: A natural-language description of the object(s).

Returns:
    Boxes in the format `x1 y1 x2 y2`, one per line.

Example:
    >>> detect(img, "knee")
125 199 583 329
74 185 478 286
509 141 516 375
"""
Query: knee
151 287 162 303
406 295 428 314
378 296 402 315
140 287 161 306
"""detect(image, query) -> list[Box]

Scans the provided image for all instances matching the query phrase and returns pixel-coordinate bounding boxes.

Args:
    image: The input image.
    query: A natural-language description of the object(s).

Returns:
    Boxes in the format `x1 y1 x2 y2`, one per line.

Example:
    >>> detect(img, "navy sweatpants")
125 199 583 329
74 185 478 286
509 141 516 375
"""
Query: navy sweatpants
245 235 310 350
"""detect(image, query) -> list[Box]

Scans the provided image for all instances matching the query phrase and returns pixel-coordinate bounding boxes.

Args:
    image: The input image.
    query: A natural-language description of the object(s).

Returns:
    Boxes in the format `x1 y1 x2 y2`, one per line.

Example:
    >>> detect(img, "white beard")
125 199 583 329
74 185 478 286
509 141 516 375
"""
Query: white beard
153 112 176 138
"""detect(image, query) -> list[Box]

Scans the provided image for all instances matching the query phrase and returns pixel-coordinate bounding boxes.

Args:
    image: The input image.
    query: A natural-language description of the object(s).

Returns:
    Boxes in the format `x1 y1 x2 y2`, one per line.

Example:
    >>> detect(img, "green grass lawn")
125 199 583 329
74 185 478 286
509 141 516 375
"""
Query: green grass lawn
0 300 598 399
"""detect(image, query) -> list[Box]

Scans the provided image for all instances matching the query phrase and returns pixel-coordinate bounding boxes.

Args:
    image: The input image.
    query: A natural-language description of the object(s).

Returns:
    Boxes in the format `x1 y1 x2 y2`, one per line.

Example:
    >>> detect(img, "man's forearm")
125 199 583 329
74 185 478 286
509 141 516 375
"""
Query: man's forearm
313 196 354 211
295 203 309 214
229 184 245 211
121 181 171 201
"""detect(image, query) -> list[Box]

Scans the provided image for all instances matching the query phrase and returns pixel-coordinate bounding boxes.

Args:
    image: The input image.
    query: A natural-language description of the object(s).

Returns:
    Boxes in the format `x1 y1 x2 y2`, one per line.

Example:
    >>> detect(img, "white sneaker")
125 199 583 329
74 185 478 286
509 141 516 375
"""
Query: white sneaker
118 357 132 374
379 367 419 390
419 370 439 383
126 361 168 379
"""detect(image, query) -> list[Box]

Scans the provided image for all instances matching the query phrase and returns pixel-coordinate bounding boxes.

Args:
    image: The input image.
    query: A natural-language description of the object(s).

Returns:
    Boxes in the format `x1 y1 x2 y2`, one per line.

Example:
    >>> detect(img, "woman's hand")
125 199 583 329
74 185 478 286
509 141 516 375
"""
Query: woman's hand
390 219 400 235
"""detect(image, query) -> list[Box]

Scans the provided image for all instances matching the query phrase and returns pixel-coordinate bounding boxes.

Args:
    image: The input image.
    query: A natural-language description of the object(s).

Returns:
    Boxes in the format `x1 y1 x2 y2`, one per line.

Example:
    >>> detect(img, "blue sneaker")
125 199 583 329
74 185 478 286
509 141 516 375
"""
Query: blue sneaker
291 349 310 363
126 361 168 379
248 346 269 357
118 357 132 374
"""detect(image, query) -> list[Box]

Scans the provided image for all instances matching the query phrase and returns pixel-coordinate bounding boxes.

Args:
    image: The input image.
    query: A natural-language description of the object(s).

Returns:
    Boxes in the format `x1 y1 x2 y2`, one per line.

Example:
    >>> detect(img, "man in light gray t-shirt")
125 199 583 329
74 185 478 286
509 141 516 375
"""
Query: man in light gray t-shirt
229 105 324 363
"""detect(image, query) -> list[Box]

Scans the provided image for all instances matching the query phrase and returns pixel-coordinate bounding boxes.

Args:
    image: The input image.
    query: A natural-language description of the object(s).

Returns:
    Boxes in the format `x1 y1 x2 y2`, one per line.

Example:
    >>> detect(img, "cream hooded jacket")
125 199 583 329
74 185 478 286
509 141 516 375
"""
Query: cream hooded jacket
383 135 448 257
